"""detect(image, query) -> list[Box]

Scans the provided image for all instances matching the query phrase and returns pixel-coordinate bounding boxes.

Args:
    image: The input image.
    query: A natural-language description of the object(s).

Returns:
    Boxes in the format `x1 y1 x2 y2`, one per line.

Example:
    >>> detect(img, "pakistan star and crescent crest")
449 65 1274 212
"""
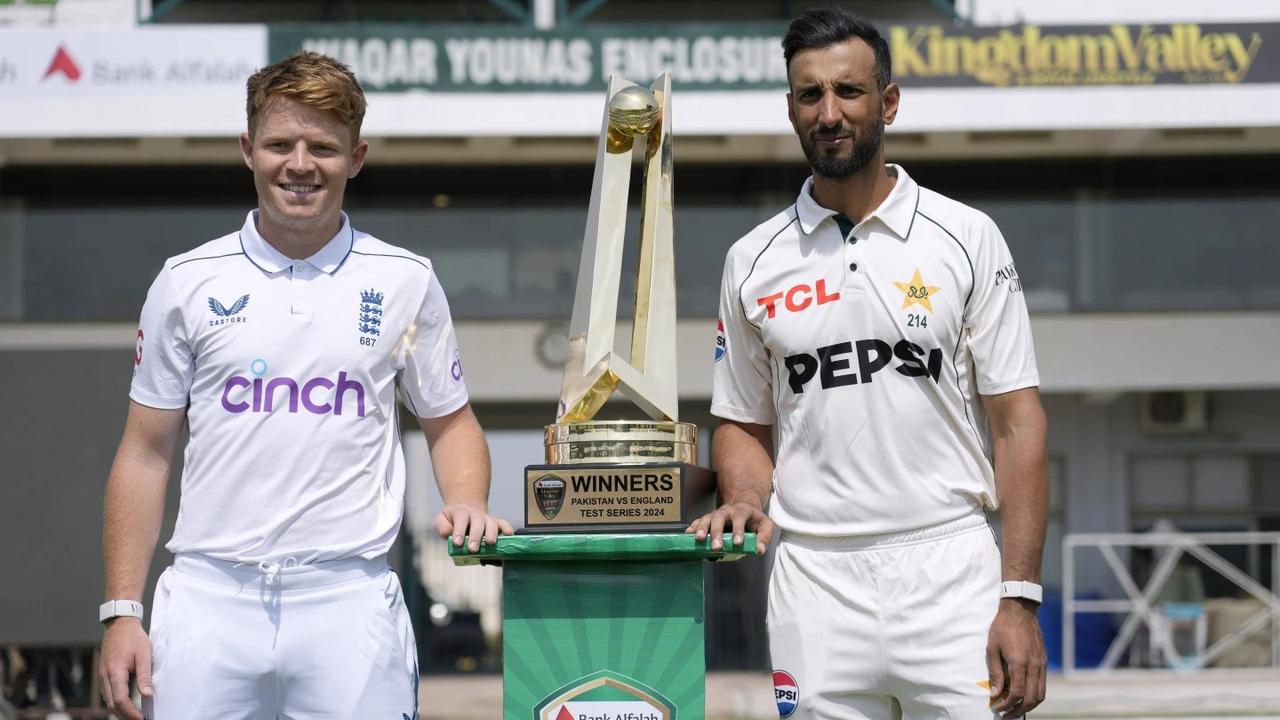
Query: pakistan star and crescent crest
893 268 941 312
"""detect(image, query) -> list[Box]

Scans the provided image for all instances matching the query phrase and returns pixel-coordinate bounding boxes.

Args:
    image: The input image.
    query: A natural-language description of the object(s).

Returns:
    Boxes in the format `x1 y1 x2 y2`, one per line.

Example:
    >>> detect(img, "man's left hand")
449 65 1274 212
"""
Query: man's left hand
986 598 1046 719
434 504 514 552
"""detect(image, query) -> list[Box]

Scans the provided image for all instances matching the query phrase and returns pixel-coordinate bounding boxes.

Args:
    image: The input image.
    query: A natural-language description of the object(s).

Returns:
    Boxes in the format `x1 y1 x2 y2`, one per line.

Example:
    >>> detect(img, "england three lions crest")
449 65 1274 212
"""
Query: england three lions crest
358 288 383 347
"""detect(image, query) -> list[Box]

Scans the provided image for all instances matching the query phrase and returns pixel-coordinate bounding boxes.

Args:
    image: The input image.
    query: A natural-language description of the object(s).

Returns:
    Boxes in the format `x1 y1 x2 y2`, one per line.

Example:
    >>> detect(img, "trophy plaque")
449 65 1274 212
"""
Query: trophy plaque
523 73 715 533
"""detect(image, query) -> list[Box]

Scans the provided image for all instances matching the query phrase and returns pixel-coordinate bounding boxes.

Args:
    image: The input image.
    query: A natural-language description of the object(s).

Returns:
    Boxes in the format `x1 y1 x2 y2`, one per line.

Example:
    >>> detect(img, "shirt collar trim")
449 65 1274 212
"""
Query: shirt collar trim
794 164 920 240
238 210 354 274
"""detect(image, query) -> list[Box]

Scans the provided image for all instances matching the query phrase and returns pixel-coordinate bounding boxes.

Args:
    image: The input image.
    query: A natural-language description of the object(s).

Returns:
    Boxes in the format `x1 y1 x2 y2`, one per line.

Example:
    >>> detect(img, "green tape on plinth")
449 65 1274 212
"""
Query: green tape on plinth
447 532 757 566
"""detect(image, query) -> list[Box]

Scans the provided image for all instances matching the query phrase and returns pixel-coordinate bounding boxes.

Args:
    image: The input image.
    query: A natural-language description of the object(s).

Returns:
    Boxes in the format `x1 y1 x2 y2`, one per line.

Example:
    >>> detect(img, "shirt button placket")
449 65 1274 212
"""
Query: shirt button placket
291 263 314 317
845 232 863 291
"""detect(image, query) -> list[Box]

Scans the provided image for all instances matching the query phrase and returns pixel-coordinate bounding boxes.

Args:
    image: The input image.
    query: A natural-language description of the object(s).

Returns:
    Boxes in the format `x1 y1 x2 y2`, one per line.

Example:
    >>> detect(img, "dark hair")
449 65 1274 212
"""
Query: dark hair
782 7 892 91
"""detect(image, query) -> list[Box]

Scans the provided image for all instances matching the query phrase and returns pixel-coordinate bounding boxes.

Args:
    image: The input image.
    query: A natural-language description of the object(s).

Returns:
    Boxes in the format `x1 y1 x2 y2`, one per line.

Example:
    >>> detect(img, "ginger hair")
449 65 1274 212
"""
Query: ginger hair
246 51 367 141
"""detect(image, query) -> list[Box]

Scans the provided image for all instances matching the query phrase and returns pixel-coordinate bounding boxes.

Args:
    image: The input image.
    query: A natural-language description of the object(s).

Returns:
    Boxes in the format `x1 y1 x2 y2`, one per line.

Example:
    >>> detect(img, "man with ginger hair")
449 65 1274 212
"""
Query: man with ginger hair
97 52 511 719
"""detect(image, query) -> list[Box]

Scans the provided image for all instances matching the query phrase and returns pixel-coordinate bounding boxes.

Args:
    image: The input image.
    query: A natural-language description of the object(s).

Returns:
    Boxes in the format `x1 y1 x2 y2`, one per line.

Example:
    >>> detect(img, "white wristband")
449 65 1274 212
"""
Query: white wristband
99 599 145 624
1000 580 1043 604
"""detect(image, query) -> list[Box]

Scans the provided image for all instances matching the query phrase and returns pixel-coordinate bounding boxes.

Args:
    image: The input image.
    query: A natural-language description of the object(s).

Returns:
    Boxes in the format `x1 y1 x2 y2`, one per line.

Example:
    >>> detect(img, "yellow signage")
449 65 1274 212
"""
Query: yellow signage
270 22 1279 91
892 23 1265 86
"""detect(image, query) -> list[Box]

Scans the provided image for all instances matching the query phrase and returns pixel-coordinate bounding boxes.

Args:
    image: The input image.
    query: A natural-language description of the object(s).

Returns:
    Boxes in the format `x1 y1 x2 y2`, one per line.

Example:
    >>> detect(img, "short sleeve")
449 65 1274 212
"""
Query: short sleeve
130 267 195 409
965 217 1040 396
396 267 469 419
710 251 776 424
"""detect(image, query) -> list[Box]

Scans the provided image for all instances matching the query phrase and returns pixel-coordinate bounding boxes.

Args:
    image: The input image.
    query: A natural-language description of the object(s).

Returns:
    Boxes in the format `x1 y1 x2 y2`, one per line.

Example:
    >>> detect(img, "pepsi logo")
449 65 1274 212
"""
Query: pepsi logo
773 669 799 717
714 318 726 363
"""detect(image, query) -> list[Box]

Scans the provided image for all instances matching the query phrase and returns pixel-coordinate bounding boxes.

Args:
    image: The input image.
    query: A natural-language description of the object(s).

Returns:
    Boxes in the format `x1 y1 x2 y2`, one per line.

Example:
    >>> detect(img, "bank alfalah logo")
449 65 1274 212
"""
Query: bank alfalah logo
535 670 674 720
42 45 82 83
208 294 250 317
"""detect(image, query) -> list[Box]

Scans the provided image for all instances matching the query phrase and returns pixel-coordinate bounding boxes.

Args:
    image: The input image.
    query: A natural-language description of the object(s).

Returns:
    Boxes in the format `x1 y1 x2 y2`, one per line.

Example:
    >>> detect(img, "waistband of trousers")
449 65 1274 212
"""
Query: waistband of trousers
780 511 989 551
172 552 389 589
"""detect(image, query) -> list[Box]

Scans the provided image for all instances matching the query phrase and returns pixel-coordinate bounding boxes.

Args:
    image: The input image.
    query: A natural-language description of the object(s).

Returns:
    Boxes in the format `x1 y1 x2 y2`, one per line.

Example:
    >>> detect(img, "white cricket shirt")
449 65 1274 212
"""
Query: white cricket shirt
712 165 1039 536
131 211 469 563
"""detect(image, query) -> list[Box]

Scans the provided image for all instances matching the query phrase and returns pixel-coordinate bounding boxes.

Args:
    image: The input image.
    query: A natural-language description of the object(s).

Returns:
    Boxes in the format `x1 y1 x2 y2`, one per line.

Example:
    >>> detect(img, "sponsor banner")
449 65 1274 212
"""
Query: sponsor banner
268 21 1280 92
892 22 1274 87
2 23 1277 137
0 26 265 98
553 701 663 720
270 22 786 93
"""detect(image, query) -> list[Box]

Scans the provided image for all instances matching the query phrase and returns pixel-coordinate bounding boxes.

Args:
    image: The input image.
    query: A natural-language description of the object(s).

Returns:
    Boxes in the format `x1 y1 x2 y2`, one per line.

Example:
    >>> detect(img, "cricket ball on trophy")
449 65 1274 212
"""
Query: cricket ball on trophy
608 85 661 136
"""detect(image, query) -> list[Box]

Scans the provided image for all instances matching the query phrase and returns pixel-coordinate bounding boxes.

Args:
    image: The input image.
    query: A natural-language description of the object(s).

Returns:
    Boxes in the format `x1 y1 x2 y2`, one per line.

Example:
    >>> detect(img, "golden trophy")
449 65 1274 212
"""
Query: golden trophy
463 80 754 716
523 74 714 532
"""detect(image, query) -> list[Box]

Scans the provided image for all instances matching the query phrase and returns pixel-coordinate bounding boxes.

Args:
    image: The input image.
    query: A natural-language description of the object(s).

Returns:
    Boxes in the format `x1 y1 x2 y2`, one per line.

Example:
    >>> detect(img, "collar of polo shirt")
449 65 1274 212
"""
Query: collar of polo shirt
238 210 355 275
794 164 921 241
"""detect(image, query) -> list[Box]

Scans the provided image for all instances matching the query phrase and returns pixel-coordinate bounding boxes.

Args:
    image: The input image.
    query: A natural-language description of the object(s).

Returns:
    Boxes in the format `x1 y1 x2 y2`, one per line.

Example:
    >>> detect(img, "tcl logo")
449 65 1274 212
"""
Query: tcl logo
757 279 840 319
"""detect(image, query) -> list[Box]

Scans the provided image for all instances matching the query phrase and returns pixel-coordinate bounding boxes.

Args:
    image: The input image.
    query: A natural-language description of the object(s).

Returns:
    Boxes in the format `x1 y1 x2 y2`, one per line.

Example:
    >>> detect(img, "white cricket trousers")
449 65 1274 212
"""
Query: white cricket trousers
768 512 1008 720
143 553 418 720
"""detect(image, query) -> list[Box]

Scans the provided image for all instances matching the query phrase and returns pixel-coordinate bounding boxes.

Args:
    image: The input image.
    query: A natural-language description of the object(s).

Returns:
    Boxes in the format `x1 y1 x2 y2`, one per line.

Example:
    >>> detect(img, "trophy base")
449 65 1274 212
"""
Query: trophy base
544 420 697 465
521 461 714 534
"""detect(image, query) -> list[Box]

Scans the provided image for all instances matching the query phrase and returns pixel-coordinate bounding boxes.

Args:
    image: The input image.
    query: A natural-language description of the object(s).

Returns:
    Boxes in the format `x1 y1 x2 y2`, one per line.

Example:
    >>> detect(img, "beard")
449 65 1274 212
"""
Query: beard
801 114 884 179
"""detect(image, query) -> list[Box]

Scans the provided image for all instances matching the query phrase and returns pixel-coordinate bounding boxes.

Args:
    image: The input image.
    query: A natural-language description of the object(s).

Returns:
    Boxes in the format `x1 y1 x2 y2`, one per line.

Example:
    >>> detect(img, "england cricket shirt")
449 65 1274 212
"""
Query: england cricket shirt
131 211 469 563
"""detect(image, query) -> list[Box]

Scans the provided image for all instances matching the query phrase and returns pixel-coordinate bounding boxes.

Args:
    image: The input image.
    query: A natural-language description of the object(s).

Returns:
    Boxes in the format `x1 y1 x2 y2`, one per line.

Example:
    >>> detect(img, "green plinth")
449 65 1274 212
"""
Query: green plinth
450 533 757 720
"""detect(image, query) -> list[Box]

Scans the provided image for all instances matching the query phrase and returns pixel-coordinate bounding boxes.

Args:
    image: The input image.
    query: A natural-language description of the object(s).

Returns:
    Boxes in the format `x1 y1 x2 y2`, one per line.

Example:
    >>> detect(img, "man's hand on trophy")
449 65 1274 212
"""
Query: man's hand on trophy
435 503 515 553
686 501 775 550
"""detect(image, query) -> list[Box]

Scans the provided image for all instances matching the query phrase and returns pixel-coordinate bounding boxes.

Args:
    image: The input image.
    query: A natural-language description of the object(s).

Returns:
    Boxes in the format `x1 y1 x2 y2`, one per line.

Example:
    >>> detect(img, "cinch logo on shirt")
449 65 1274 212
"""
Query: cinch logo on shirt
784 338 943 394
220 370 366 417
450 348 463 381
756 279 840 319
